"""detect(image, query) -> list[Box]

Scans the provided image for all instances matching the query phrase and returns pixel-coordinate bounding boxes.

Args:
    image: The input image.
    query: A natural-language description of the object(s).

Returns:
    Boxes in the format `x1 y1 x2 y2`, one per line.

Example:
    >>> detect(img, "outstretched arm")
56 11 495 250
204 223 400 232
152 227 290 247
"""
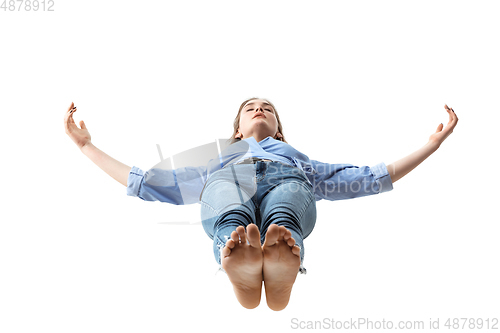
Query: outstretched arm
387 104 458 183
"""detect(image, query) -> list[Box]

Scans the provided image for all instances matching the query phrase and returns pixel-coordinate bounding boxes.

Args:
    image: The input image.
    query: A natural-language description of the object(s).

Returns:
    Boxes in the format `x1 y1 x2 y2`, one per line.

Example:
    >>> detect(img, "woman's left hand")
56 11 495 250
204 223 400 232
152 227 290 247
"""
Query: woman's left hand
428 104 459 148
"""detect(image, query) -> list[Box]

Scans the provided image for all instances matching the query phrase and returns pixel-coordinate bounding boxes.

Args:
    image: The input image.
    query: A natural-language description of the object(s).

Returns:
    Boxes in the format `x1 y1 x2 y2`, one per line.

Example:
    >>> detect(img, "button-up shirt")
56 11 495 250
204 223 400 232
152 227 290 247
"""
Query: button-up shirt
126 136 393 205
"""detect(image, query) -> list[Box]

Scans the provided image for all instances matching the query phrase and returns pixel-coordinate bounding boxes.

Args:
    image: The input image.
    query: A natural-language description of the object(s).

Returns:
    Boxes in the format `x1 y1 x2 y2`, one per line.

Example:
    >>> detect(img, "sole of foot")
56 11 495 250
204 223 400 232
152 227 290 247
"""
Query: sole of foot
262 224 301 311
221 224 263 309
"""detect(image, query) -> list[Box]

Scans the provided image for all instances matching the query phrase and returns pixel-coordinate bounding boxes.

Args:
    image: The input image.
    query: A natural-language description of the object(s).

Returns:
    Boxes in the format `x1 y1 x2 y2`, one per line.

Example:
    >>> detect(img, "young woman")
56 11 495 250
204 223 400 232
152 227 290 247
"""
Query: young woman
64 98 458 311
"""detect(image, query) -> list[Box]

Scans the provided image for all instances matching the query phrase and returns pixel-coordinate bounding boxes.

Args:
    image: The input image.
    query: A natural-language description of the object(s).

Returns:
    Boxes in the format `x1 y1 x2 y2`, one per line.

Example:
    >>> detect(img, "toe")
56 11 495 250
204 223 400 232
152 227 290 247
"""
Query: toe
226 238 236 249
286 236 296 248
283 228 292 241
222 239 235 258
246 224 261 248
263 224 280 247
231 230 240 243
236 226 247 245
292 244 301 257
277 226 287 240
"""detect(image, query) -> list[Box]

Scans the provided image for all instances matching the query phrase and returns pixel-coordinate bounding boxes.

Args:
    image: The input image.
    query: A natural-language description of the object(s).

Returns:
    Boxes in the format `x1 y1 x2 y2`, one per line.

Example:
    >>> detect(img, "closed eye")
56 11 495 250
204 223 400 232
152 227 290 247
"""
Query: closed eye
247 109 273 112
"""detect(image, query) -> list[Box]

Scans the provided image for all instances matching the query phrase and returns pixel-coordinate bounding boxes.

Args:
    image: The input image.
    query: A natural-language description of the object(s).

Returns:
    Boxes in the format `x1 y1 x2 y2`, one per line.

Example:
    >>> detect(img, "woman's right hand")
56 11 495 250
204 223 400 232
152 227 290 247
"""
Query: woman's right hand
64 102 91 149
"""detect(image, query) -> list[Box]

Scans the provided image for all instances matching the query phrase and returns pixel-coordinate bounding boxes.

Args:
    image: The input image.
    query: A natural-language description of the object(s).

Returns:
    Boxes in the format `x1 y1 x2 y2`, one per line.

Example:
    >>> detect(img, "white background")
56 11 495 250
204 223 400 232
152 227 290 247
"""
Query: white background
1 0 499 332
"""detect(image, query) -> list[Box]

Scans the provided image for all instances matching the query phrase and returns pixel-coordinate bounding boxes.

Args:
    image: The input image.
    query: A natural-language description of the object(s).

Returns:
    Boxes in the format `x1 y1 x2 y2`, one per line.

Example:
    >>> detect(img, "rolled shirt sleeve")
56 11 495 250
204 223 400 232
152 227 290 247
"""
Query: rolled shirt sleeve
308 160 393 201
126 166 145 198
126 165 207 205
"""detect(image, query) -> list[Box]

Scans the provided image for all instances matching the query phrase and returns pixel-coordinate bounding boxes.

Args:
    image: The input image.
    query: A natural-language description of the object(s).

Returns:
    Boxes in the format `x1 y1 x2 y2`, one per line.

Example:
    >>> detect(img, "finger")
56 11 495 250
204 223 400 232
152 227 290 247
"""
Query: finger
444 106 453 124
451 110 457 123
449 108 458 128
69 105 78 124
450 107 458 121
69 111 76 125
64 113 72 132
64 102 74 120
436 123 443 133
66 106 77 125
445 104 458 123
445 104 456 115
64 107 76 132
80 120 87 129
65 116 77 133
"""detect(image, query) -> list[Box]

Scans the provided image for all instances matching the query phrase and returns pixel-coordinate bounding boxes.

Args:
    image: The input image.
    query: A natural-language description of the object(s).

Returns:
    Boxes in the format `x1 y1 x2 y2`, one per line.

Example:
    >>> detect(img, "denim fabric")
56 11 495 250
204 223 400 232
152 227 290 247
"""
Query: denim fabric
200 161 316 275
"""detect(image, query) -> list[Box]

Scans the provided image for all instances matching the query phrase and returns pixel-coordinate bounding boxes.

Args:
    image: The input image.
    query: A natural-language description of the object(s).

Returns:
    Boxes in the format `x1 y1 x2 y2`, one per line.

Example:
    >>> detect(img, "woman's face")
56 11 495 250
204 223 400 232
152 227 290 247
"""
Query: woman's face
235 99 279 142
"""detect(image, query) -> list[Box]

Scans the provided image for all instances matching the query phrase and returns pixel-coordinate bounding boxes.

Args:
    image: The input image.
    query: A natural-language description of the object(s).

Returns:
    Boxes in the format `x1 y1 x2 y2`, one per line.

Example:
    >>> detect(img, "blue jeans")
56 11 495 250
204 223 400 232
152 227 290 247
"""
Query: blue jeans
200 161 317 274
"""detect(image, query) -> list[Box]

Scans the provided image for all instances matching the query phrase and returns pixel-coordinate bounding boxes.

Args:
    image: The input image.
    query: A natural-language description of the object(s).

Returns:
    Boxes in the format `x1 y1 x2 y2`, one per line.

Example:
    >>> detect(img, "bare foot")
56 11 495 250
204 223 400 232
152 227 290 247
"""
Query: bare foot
262 224 301 311
221 224 263 309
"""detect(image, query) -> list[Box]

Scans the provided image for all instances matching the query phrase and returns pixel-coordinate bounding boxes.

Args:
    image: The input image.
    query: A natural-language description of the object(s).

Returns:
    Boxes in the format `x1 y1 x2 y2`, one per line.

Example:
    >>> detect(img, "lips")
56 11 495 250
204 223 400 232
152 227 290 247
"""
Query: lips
253 114 266 119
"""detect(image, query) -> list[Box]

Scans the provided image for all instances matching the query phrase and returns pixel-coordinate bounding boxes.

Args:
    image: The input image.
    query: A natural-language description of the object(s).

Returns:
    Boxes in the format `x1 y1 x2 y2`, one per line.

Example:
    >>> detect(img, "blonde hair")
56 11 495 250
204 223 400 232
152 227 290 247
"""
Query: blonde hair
227 97 287 145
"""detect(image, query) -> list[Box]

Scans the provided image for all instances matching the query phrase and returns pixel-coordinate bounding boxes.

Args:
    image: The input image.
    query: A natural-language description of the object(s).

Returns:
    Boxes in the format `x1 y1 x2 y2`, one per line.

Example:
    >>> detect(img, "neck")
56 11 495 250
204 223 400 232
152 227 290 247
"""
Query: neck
240 135 272 143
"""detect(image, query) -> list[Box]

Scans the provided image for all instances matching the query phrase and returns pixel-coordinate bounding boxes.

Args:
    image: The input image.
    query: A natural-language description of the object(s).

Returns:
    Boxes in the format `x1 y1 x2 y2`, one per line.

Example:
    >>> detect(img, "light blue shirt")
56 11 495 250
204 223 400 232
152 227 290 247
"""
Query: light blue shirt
127 136 393 205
